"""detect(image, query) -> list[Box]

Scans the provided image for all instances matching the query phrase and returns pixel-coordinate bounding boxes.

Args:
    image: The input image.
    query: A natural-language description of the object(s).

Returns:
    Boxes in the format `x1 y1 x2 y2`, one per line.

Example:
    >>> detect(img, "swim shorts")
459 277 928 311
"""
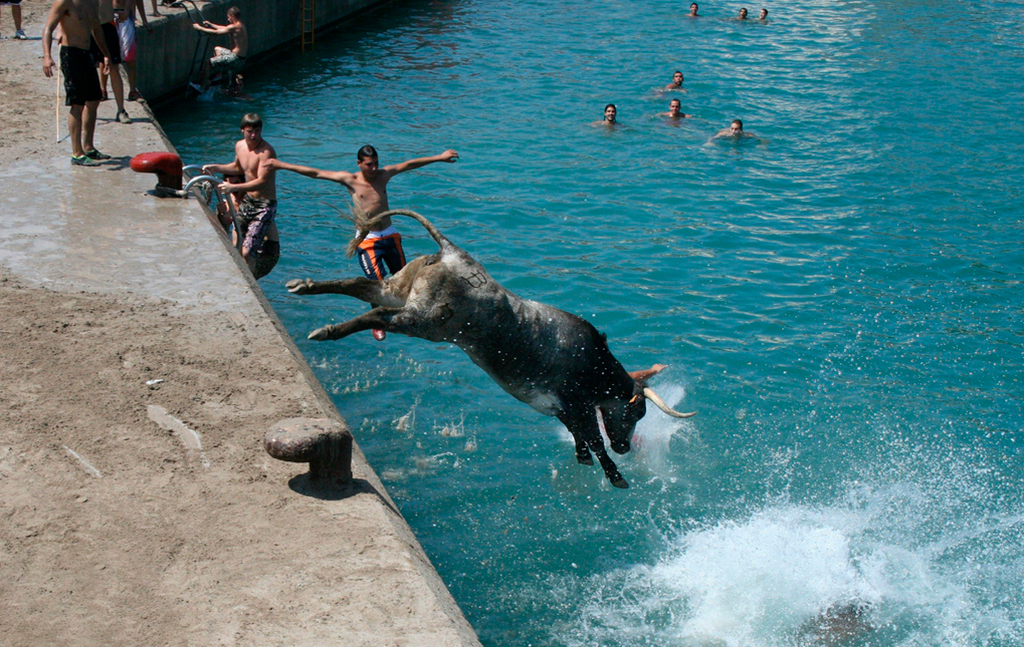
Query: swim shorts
357 229 406 280
251 240 280 280
117 16 136 63
237 195 278 256
61 46 103 106
210 51 245 73
89 21 122 65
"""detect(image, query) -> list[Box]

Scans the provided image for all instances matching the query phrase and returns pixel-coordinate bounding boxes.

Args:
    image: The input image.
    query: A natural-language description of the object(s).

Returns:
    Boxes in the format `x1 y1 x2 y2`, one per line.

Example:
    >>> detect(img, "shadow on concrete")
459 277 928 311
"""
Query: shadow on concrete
288 474 401 515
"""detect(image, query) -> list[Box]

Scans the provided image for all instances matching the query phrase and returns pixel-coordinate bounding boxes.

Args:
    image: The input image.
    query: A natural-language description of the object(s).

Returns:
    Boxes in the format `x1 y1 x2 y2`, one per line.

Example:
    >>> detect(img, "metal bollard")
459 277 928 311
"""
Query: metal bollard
264 417 353 483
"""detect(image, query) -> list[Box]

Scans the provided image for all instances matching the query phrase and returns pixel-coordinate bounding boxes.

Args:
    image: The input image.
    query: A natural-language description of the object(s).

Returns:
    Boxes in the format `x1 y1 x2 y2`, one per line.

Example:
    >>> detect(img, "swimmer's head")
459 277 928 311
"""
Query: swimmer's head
672 70 684 85
689 2 698 14
759 7 768 19
739 7 748 19
668 99 682 116
604 103 617 123
730 119 744 134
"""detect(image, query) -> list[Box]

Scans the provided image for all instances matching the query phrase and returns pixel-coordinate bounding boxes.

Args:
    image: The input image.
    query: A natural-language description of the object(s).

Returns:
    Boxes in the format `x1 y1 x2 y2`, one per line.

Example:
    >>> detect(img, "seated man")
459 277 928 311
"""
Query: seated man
192 5 246 90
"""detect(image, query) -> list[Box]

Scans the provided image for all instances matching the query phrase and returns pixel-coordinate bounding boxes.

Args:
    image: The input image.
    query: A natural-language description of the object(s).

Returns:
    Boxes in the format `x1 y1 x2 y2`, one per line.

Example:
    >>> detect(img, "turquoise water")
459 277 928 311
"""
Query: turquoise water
158 1 1024 644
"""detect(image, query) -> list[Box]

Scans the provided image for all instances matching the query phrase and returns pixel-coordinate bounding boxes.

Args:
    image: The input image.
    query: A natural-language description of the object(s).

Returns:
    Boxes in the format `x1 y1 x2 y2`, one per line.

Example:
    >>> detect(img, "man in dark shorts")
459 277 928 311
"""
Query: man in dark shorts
42 0 111 166
2 0 27 39
267 145 459 340
202 113 280 280
93 0 130 123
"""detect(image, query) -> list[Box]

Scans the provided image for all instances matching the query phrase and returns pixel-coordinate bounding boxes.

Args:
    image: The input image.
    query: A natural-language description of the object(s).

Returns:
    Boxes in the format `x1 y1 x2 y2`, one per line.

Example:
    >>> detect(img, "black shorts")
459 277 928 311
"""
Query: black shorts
61 46 103 106
89 21 122 65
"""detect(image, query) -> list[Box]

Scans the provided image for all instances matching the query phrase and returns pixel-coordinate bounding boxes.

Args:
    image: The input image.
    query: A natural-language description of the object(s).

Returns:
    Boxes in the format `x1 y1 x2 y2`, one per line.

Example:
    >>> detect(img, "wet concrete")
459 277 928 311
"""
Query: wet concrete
0 14 481 647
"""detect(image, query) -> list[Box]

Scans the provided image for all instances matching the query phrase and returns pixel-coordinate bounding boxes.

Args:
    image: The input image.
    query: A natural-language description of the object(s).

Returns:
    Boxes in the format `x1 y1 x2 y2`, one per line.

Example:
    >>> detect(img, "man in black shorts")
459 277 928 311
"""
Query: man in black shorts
42 0 112 166
93 0 130 123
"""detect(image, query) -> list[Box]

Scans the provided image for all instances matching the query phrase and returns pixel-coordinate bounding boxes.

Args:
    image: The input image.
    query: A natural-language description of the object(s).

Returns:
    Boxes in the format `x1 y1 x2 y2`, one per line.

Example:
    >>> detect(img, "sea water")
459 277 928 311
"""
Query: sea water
157 0 1024 644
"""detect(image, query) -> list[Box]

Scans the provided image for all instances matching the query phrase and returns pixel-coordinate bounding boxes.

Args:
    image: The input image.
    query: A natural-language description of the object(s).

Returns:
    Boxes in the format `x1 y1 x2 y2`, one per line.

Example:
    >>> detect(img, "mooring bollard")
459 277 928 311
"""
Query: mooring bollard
264 417 352 483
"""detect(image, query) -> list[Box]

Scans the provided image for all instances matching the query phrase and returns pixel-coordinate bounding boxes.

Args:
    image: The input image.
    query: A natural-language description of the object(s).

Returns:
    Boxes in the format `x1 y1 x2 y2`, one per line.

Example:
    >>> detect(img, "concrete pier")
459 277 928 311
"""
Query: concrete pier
0 2 482 645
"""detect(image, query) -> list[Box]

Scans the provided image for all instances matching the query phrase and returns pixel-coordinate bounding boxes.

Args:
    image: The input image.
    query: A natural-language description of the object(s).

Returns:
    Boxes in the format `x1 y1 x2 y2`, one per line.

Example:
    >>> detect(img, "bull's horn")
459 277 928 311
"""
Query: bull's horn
643 387 696 418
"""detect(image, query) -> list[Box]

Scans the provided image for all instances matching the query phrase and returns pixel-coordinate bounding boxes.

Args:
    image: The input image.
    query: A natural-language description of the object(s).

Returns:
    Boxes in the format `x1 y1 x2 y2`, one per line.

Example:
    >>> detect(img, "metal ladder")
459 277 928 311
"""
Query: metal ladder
301 0 315 52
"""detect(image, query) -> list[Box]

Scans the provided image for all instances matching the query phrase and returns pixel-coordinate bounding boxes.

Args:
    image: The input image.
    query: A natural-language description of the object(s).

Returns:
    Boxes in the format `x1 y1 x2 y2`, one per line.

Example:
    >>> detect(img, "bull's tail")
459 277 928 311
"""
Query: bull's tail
344 208 451 258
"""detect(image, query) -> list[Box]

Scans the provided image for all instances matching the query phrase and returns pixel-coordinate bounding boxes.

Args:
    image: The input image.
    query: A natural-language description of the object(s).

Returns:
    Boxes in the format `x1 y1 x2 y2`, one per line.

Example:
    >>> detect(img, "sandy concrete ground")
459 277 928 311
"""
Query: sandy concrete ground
0 3 481 645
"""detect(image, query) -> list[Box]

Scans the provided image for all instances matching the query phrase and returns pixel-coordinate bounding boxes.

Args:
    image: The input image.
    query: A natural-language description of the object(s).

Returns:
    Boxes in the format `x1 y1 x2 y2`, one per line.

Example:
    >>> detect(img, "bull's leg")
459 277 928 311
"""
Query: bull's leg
287 277 389 302
588 439 628 489
574 438 594 465
308 307 402 341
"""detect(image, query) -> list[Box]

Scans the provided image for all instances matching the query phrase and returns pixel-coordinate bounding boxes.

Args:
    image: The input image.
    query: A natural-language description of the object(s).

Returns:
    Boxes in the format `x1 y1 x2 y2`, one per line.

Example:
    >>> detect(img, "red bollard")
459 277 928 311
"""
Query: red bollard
130 152 183 196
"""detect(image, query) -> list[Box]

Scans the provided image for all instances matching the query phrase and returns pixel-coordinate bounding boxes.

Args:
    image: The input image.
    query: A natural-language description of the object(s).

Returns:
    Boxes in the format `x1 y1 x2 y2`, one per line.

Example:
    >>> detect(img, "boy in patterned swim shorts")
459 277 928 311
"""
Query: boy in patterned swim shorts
202 113 281 280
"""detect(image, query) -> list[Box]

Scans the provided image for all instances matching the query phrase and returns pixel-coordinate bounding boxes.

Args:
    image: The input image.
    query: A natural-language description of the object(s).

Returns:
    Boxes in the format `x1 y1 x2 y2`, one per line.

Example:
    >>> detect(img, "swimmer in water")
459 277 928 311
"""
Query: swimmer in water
738 7 748 19
595 103 618 127
759 7 768 21
708 118 763 144
688 2 699 17
664 70 685 91
662 98 692 120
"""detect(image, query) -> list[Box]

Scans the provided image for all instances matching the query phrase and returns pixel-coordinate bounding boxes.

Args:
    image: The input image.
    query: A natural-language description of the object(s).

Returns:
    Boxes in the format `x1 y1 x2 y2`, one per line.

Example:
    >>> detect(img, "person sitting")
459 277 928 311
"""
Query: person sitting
191 5 247 92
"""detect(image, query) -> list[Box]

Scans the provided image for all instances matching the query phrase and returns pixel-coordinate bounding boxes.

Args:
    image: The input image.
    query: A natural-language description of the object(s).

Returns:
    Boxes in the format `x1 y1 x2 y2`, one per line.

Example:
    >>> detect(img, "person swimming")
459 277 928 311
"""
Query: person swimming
662 98 692 120
664 70 685 91
595 103 618 127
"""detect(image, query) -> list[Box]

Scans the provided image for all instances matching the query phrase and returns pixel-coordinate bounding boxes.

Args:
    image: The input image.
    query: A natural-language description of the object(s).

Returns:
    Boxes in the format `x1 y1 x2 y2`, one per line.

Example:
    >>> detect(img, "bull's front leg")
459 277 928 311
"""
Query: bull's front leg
560 411 628 489
287 277 392 306
308 307 403 340
588 439 628 489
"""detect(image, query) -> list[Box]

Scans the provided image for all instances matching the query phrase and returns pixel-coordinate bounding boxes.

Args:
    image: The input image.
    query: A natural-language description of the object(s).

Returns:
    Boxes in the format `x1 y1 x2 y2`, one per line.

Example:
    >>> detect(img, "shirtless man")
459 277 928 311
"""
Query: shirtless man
595 103 618 127
202 113 280 279
688 2 699 17
662 98 692 120
93 0 129 123
192 6 246 90
758 8 768 21
267 146 459 340
664 70 685 91
709 118 761 143
737 7 748 19
42 0 111 166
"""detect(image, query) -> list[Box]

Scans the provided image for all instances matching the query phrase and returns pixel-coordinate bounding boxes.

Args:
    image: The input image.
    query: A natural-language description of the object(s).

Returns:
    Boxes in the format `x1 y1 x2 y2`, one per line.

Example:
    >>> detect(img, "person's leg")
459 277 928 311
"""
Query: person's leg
82 99 99 152
13 4 25 36
149 0 160 17
68 104 85 158
109 63 127 116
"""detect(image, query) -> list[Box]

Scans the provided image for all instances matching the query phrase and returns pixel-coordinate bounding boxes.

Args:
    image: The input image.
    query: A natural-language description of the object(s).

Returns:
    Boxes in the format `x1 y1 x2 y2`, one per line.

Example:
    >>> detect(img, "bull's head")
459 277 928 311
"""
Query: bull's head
598 364 695 455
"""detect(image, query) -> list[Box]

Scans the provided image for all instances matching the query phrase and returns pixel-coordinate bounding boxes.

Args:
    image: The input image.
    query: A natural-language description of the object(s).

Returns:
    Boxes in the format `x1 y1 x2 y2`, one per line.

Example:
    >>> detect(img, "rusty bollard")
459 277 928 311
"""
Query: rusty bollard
264 417 352 483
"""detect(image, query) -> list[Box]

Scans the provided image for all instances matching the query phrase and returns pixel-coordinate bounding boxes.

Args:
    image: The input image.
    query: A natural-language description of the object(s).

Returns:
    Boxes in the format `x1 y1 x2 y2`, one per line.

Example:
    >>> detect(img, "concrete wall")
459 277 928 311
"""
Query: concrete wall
138 0 392 103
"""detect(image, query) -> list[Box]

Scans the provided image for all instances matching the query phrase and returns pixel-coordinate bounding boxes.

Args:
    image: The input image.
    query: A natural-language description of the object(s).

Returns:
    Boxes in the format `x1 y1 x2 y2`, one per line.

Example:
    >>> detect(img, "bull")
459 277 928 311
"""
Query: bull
286 209 694 488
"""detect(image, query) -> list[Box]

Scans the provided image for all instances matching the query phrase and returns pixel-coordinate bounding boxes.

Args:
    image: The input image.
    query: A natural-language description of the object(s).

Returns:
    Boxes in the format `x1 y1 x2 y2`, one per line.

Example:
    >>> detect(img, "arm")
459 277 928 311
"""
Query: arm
385 149 459 176
202 160 243 176
91 21 111 61
193 21 230 35
220 159 274 194
265 159 353 184
41 0 68 77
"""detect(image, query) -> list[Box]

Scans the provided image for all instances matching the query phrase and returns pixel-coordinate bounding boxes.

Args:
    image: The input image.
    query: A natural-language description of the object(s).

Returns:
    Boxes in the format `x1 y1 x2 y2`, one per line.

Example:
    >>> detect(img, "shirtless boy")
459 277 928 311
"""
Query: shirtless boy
192 5 247 90
202 113 280 279
595 103 618 127
42 0 111 166
662 98 692 120
267 146 459 339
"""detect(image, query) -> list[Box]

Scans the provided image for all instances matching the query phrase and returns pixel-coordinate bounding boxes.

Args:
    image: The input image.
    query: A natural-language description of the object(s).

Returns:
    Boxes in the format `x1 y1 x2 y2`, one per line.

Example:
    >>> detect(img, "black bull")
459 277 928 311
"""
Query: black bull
286 210 694 488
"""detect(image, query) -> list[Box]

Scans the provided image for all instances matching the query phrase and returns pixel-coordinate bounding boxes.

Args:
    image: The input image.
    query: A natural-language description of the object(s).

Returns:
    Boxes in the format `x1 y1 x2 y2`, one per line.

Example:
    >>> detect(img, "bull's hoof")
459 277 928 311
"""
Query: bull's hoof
264 417 352 482
576 454 594 466
286 278 315 294
611 477 629 489
308 326 331 341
